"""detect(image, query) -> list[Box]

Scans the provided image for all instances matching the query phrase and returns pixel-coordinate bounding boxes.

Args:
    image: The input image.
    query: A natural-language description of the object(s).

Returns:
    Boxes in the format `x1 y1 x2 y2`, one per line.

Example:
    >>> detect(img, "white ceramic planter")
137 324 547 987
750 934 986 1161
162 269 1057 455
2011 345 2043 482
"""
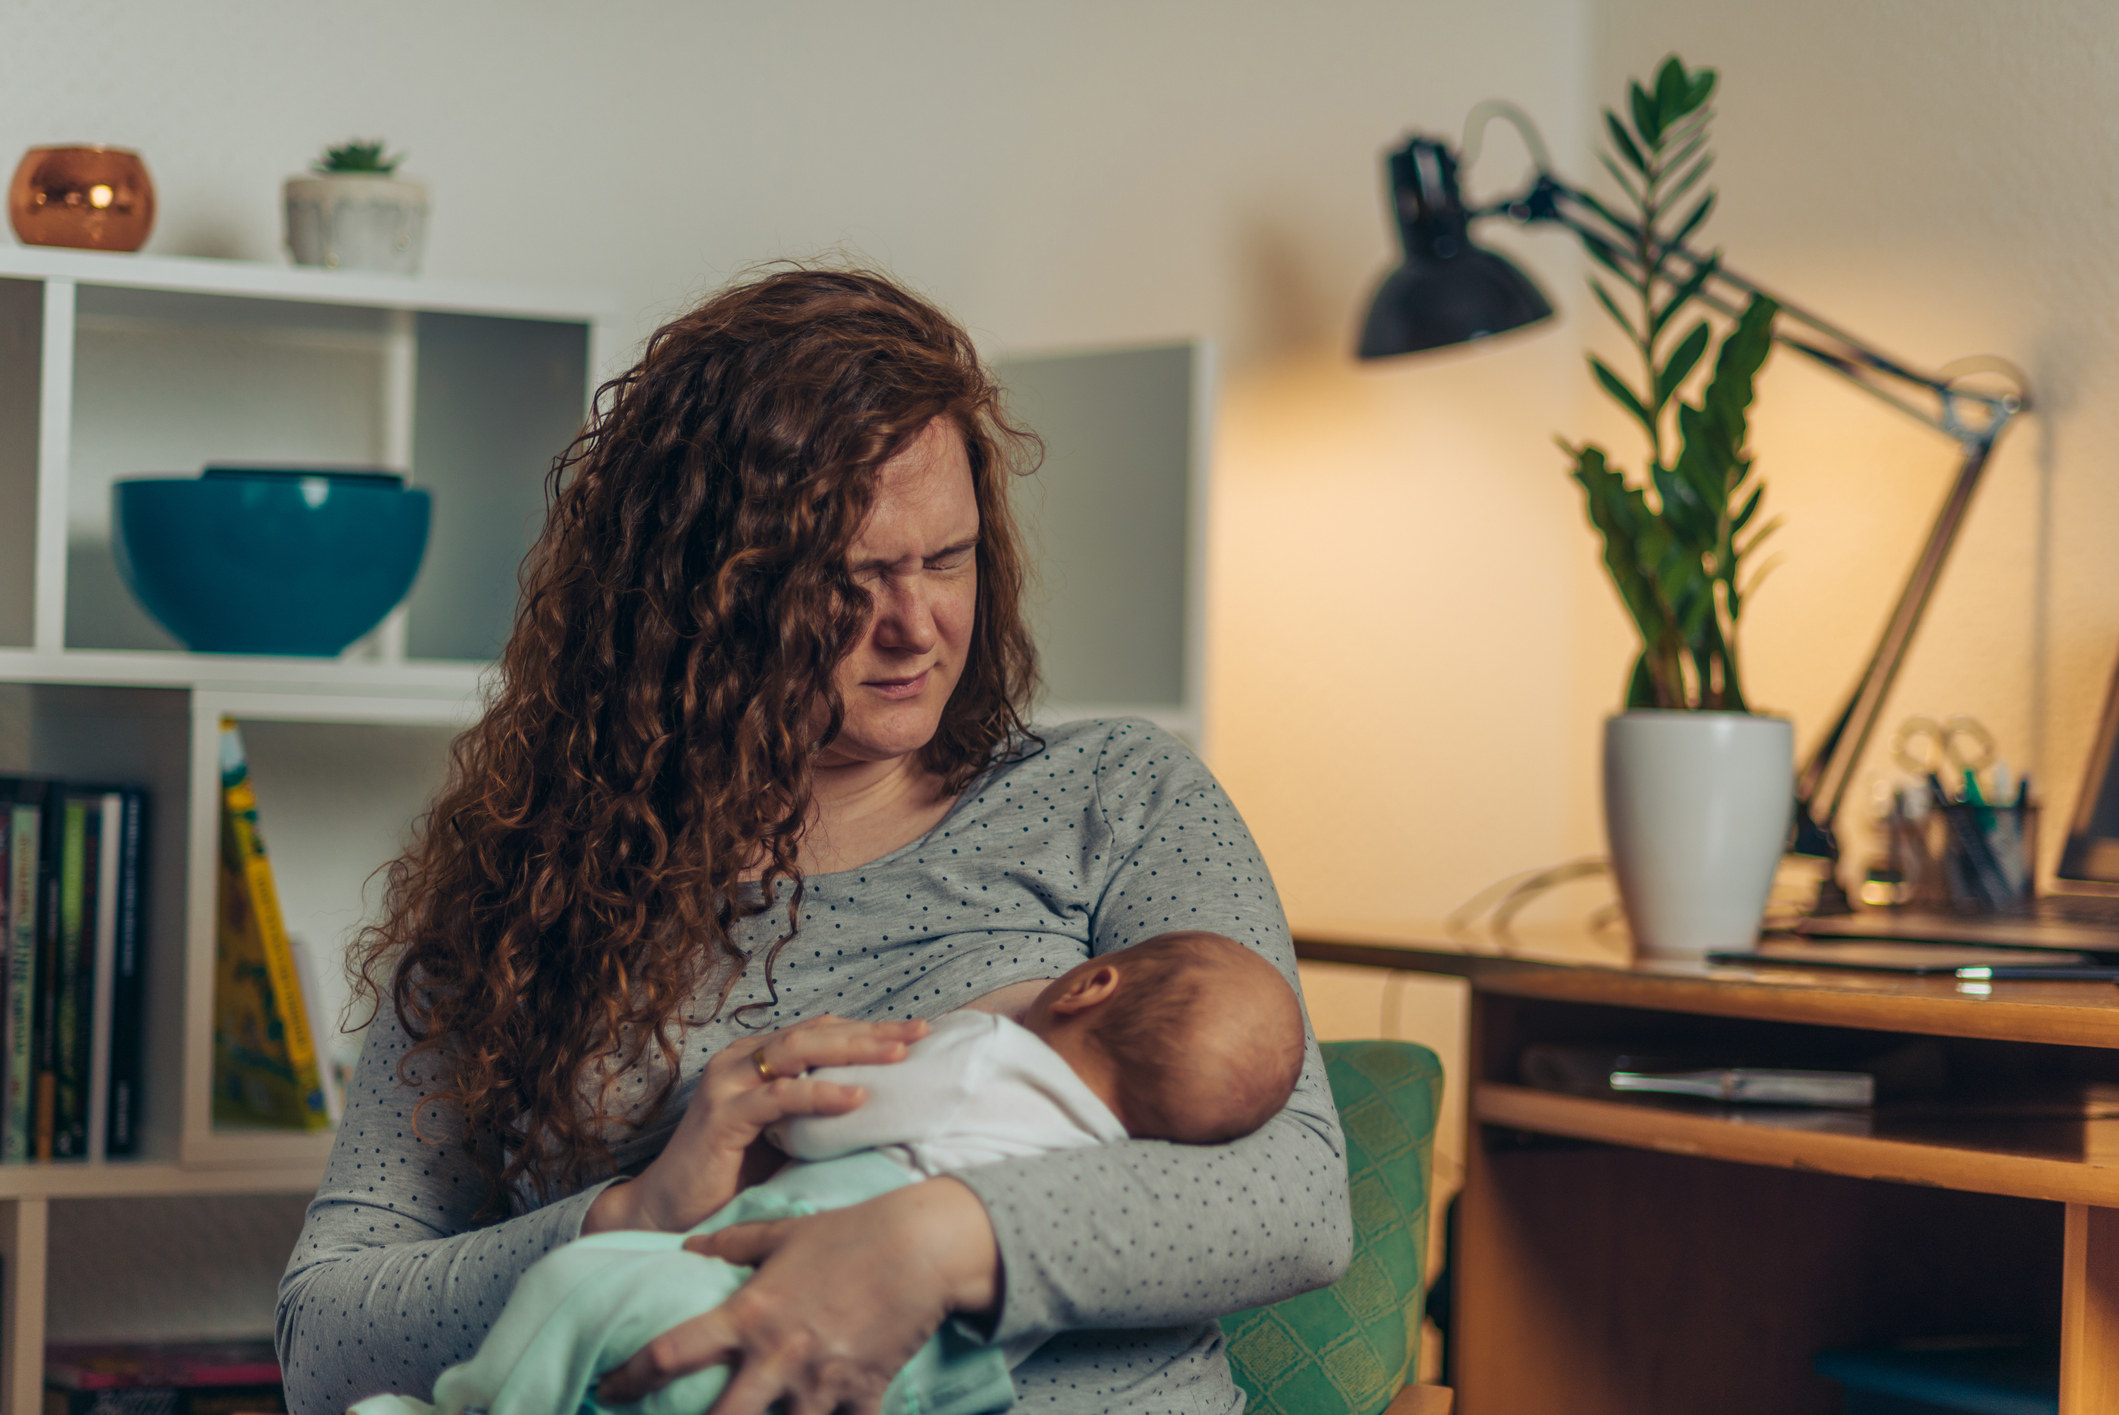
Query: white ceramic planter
1604 710 1794 957
284 174 429 274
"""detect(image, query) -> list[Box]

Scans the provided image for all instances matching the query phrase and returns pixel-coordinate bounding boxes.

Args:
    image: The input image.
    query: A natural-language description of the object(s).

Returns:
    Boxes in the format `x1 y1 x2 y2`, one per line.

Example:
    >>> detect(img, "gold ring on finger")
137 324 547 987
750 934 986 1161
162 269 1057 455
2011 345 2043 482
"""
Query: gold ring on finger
753 1050 779 1083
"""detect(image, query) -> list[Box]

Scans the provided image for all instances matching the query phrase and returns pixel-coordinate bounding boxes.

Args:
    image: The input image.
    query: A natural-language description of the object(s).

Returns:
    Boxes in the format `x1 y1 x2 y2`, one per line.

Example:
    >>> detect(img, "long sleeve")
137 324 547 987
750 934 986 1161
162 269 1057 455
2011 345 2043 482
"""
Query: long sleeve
954 721 1352 1344
275 1002 616 1415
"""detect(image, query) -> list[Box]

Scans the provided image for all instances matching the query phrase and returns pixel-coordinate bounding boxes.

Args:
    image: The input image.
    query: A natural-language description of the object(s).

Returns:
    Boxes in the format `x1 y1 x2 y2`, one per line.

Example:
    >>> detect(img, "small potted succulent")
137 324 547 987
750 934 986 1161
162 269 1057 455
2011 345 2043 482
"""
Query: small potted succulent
284 139 428 275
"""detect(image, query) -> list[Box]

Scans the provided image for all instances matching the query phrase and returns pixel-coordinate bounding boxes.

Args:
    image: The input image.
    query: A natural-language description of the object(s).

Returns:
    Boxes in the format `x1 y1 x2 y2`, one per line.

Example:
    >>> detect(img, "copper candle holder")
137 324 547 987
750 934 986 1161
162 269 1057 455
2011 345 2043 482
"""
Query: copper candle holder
8 146 156 252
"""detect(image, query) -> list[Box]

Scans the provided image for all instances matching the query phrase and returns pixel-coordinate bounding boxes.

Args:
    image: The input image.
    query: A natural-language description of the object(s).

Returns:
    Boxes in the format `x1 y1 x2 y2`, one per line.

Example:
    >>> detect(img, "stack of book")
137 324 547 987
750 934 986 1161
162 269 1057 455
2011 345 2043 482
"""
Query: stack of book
0 778 148 1163
45 1339 282 1415
212 719 339 1132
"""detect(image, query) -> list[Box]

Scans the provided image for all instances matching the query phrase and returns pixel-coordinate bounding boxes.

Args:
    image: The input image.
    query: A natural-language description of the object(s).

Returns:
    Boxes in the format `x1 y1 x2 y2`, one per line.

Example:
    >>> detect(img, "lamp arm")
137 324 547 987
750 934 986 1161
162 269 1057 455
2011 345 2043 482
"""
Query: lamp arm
1493 174 2025 443
1471 165 2031 888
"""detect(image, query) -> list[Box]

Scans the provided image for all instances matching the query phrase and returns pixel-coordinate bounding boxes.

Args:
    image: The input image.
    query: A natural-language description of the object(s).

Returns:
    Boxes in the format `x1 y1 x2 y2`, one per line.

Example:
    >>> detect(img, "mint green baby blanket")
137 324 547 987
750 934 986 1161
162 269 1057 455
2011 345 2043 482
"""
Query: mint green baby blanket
350 1151 1014 1415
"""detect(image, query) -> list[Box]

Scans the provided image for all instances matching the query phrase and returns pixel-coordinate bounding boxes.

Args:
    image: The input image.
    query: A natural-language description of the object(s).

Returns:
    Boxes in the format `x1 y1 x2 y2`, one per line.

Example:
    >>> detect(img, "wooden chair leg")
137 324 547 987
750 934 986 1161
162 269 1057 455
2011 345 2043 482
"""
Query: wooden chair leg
1383 1384 1454 1415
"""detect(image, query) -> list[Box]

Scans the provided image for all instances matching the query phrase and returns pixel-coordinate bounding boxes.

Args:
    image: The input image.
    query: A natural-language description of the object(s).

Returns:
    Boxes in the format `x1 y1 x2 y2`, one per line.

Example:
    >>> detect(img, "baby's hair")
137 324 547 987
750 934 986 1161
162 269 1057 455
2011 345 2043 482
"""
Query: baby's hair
1088 932 1305 1144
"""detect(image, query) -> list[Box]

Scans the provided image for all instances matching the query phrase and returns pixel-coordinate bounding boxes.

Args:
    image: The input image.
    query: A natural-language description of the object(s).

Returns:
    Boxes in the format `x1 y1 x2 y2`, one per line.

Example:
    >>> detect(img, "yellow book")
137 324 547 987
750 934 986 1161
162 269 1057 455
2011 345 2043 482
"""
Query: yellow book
212 718 330 1130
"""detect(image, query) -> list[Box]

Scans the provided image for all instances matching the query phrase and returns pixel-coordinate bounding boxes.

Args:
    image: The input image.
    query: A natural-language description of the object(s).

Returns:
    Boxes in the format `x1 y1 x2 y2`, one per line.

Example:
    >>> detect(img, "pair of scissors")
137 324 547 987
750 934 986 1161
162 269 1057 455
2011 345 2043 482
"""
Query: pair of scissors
1890 715 1996 779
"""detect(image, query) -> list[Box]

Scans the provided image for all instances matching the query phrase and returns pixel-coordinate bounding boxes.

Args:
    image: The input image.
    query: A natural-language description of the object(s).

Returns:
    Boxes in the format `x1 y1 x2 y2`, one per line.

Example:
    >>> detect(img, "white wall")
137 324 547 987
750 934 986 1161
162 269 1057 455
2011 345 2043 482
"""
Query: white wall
2 0 1597 934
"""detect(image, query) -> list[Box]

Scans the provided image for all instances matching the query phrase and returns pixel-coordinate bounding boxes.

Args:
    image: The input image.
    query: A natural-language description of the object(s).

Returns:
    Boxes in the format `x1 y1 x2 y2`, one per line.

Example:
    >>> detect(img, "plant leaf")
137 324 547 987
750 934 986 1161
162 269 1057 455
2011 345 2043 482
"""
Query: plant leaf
1605 110 1648 174
1667 191 1717 254
1582 233 1637 286
1590 356 1658 444
1655 321 1712 410
1599 154 1648 208
1630 81 1661 148
1655 56 1691 127
1736 514 1784 559
1588 277 1641 342
1687 68 1718 111
1700 293 1779 454
1731 485 1763 533
1664 152 1716 209
1571 189 1638 241
1625 654 1659 709
1650 252 1720 340
1656 126 1712 185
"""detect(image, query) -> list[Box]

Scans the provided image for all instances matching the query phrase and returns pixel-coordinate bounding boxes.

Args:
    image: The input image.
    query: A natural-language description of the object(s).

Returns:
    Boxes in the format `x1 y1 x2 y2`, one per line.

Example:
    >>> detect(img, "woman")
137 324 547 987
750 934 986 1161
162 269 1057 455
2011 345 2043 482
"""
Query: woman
277 268 1349 1415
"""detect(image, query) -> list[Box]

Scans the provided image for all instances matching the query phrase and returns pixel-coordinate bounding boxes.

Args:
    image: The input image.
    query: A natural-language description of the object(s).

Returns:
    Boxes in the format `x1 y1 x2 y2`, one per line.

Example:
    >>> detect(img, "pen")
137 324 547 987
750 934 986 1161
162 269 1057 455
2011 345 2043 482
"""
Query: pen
1954 966 2119 981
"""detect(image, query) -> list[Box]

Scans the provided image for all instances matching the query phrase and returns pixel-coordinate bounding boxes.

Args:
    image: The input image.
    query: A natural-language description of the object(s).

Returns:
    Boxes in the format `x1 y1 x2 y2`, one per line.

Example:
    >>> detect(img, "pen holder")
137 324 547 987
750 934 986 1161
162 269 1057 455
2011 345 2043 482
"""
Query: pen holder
1910 801 2038 913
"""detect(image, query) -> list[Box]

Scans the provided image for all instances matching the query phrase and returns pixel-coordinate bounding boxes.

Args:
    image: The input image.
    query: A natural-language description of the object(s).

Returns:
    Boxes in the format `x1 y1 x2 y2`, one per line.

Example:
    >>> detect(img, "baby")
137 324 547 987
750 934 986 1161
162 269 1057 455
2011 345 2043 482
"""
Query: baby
354 931 1306 1415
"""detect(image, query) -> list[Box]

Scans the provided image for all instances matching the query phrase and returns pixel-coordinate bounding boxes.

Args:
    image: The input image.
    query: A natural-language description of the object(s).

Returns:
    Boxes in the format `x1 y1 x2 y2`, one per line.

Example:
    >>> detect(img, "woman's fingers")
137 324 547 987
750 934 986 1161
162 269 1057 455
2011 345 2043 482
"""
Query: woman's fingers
751 1017 927 1079
697 1350 802 1415
595 1310 738 1405
685 1217 787 1267
725 1077 867 1129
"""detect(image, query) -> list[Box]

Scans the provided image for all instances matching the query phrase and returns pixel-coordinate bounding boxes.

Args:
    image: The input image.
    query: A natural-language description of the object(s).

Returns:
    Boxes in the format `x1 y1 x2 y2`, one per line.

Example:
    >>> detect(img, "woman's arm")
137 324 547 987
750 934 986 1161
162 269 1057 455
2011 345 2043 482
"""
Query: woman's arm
275 1004 925 1415
276 1003 606 1415
952 1039 1345 1341
956 718 1352 1341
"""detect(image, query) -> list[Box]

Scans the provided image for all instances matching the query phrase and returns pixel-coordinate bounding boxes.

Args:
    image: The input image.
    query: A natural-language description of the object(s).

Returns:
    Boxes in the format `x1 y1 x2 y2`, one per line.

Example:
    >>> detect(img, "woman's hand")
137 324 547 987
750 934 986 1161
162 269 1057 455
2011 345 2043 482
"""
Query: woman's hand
583 1014 928 1235
597 1177 1000 1415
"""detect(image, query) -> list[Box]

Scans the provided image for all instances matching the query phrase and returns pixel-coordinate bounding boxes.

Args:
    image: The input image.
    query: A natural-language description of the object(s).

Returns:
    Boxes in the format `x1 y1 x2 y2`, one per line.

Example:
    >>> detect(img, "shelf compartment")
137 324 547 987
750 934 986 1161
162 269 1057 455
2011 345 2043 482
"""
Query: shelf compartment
48 1191 312 1348
65 290 409 653
0 683 192 1167
182 692 462 1166
402 311 590 660
1478 1080 2119 1207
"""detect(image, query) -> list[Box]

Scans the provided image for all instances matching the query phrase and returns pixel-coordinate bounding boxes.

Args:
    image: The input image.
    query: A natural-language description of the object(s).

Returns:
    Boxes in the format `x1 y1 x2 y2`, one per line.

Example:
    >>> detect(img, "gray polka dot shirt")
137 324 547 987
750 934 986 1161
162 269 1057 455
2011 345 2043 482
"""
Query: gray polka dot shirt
276 719 1351 1414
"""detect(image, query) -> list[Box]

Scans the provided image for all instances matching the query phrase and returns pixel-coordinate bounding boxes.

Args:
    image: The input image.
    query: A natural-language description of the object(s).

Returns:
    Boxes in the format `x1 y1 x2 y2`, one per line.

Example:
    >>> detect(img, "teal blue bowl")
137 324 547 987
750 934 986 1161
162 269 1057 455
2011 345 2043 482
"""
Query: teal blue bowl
113 468 432 656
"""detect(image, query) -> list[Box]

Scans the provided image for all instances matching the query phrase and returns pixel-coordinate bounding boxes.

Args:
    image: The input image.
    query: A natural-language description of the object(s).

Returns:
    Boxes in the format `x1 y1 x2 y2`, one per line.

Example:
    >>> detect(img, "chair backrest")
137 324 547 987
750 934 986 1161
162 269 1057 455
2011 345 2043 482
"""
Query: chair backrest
1220 1039 1442 1415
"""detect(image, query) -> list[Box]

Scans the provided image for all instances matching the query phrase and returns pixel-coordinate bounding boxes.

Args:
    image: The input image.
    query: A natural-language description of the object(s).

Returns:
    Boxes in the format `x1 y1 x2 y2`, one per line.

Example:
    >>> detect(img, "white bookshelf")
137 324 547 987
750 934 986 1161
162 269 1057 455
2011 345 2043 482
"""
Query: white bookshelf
0 245 611 1415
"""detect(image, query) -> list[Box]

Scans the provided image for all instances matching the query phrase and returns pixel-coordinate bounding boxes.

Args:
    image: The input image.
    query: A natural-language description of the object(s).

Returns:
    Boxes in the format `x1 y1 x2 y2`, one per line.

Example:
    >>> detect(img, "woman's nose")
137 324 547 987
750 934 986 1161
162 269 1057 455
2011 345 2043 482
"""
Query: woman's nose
871 575 938 652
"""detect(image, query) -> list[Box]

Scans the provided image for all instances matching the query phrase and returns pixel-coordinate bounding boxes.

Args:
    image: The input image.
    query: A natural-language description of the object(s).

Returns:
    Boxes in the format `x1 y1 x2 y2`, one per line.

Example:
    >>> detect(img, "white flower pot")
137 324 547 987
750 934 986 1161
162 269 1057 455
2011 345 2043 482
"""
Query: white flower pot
1603 710 1794 957
284 174 428 274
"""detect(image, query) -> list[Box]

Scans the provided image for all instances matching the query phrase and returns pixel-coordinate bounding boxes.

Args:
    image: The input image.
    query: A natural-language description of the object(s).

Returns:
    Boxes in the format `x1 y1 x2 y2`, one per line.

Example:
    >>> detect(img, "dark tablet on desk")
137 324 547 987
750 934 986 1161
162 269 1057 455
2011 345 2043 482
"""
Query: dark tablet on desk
1711 940 2094 974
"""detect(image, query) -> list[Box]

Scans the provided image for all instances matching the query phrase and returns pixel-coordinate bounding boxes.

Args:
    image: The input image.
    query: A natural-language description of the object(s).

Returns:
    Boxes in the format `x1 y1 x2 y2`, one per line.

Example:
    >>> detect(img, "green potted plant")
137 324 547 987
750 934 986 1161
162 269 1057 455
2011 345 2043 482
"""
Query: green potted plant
1565 57 1792 956
284 139 428 275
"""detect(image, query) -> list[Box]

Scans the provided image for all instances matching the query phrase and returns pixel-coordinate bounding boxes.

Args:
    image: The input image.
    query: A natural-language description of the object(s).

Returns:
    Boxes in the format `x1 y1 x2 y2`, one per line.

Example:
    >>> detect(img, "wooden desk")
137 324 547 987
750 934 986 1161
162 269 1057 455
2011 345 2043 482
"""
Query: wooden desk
1297 923 2119 1415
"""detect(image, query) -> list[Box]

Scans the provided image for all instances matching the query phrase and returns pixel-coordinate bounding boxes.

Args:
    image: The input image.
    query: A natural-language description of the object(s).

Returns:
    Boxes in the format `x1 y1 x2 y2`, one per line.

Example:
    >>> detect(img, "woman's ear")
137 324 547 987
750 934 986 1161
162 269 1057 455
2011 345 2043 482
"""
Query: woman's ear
1047 962 1122 1016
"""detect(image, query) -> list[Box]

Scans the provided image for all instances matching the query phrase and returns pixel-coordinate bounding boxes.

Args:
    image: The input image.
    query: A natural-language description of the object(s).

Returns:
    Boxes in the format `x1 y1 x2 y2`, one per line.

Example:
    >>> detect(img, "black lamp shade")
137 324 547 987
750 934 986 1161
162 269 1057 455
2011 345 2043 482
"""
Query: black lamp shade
1357 136 1554 359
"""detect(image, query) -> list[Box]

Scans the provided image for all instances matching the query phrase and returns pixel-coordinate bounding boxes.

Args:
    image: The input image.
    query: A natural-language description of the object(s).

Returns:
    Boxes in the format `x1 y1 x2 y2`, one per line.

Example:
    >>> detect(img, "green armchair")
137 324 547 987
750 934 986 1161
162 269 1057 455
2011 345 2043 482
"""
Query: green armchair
1221 1040 1452 1415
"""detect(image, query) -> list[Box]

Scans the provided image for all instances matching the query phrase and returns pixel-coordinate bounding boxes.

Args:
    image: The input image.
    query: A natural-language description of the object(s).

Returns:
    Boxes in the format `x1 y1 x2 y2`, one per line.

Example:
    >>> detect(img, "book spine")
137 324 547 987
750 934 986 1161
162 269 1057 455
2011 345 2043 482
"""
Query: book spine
6 796 40 1163
104 788 146 1158
86 792 121 1162
53 797 90 1159
33 788 62 1160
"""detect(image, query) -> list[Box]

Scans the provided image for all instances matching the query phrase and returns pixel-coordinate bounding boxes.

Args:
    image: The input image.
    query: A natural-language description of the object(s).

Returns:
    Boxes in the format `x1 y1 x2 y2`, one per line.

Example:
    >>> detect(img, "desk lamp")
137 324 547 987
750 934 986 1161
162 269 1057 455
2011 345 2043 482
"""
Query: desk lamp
1359 101 2030 911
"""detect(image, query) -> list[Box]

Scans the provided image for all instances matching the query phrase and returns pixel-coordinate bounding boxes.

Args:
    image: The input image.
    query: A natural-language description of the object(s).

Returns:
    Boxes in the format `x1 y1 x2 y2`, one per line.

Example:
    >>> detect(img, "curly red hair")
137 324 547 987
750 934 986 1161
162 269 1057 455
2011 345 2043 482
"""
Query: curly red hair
357 267 1041 1216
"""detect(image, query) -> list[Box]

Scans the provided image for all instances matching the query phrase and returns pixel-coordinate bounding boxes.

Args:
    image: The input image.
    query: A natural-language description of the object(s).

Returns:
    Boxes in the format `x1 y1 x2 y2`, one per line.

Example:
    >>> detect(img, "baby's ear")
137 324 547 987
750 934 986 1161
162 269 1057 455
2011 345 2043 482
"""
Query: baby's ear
1049 962 1123 1015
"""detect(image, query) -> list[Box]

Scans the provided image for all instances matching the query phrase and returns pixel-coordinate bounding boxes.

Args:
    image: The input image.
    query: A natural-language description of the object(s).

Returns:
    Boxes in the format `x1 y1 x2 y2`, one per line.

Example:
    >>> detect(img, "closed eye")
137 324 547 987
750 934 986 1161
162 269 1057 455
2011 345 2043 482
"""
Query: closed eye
925 541 977 570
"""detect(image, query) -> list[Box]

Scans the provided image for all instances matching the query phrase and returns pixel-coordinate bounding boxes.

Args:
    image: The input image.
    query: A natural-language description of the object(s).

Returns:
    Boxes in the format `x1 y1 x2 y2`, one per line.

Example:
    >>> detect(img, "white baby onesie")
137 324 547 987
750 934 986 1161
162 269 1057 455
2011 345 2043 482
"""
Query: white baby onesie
770 1009 1127 1178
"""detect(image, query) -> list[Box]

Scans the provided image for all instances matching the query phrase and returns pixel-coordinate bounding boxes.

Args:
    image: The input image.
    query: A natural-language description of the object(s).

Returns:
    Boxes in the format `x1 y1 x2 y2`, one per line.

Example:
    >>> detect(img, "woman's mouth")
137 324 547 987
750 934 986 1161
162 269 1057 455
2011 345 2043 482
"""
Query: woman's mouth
866 669 929 700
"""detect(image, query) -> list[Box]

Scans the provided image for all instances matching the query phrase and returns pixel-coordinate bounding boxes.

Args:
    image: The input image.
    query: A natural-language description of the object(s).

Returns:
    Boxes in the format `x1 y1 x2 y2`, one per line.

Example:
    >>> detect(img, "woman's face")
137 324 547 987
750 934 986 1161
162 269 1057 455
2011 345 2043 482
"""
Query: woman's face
820 418 980 770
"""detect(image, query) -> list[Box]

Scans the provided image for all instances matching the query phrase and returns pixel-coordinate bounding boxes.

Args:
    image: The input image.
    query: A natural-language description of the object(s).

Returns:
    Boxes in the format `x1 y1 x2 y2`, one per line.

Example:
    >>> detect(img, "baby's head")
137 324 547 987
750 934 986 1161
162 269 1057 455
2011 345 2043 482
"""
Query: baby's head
1021 931 1306 1144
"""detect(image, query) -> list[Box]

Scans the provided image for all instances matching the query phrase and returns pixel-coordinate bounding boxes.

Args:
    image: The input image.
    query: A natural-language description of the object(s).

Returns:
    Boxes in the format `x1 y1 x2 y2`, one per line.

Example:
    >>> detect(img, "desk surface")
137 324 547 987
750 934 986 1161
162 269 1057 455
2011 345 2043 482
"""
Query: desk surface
1294 920 2119 1049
